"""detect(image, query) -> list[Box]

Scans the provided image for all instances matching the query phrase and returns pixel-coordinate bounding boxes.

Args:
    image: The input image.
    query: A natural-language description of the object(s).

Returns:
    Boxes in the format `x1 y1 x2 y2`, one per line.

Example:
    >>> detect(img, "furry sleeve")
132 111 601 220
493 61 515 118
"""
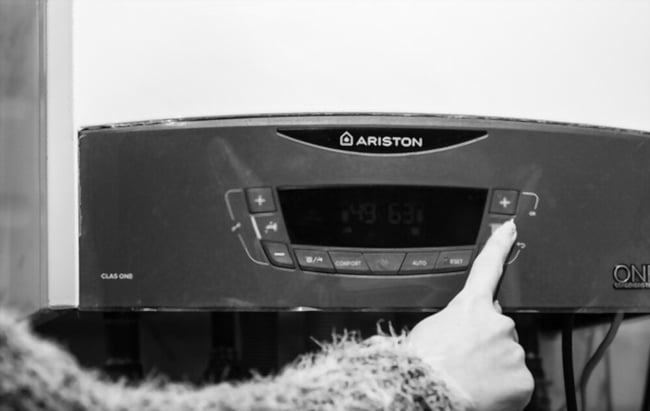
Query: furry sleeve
0 310 471 411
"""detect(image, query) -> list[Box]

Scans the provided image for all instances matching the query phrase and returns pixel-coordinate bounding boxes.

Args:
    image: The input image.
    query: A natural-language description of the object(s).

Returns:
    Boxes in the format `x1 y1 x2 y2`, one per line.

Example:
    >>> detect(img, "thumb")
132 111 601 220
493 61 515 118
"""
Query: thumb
458 219 517 302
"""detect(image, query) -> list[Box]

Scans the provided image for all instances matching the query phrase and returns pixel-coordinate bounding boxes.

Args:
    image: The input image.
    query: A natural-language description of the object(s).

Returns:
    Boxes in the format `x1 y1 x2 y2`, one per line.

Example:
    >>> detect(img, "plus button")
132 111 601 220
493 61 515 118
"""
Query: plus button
489 190 519 215
254 195 267 207
246 188 276 213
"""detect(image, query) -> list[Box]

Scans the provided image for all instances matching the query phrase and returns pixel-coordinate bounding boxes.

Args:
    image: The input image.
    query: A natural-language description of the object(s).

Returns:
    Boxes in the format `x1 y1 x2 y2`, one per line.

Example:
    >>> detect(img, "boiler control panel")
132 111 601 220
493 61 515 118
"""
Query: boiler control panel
78 114 650 312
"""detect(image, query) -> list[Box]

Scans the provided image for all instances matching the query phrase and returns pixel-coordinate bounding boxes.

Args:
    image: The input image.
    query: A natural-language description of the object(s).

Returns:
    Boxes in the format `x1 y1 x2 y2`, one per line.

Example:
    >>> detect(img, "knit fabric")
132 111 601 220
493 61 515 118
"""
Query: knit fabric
0 310 470 411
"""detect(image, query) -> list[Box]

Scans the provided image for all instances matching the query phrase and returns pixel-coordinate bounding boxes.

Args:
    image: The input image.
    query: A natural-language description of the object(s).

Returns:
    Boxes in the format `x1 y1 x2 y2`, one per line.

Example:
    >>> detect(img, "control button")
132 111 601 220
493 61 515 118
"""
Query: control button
295 249 335 273
253 213 288 241
364 253 405 275
400 252 440 273
246 187 276 213
490 190 519 215
329 252 370 274
436 250 473 270
262 241 294 268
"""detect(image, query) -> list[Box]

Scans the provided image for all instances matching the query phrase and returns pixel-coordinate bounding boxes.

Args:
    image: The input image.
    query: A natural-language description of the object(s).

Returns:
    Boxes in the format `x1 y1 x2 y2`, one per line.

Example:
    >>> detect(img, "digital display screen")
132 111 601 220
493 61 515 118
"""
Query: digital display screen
278 186 487 248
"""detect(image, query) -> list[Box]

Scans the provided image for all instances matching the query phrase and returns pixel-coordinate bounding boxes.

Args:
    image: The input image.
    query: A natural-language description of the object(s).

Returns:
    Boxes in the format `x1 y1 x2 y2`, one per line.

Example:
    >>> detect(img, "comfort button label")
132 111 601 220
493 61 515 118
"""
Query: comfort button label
328 252 370 274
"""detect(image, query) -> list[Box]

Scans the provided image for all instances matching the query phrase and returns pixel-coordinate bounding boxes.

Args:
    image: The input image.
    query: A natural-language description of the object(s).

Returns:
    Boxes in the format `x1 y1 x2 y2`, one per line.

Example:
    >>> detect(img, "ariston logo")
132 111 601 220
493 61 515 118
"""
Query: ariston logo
340 131 354 146
338 131 424 148
612 264 650 289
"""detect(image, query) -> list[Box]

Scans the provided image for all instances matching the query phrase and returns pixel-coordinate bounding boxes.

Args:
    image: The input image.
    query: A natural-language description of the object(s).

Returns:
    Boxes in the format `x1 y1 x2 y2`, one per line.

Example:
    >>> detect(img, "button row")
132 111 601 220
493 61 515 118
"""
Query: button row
298 248 473 274
262 242 473 275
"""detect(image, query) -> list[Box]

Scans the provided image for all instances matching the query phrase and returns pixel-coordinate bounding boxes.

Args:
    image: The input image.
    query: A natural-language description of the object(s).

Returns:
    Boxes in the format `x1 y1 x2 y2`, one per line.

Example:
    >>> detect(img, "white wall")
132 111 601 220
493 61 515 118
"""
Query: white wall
73 0 650 131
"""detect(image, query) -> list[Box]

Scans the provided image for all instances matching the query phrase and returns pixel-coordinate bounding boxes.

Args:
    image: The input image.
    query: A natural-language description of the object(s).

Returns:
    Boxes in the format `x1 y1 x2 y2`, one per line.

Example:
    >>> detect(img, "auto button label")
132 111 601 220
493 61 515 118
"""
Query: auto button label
400 252 440 273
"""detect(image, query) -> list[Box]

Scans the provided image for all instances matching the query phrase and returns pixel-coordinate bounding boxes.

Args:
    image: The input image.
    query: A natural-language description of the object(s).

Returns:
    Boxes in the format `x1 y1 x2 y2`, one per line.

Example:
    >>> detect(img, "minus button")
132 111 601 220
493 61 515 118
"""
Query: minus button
262 241 295 268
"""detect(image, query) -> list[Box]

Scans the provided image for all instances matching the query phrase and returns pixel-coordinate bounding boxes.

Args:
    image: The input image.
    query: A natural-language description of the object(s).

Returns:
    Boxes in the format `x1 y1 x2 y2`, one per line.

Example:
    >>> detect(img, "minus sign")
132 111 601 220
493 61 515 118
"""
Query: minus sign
273 252 286 257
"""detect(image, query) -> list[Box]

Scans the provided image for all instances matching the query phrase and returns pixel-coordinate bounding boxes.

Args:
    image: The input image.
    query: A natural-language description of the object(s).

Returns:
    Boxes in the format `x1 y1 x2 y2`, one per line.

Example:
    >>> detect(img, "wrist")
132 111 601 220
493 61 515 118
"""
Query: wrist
424 358 477 411
404 345 476 411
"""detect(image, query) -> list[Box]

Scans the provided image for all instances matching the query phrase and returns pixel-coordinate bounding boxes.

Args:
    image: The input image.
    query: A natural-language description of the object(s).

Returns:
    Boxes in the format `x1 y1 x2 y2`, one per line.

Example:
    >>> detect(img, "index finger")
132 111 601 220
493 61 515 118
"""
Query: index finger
461 219 517 300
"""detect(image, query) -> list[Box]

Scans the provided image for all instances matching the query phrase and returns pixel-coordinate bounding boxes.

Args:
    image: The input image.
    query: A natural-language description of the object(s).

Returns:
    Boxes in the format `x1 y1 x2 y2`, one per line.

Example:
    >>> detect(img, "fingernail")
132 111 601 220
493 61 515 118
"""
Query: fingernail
502 219 517 236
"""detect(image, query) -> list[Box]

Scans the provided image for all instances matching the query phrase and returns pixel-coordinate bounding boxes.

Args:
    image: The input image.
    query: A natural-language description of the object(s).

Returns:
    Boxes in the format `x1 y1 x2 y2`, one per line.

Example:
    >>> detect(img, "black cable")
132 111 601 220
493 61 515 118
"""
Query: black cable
637 314 650 411
605 345 613 411
578 312 624 411
562 314 578 411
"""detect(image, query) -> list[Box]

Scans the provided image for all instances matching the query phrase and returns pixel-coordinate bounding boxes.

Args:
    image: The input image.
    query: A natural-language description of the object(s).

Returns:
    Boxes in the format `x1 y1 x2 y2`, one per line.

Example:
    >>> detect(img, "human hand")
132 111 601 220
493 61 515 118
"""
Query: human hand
407 220 534 411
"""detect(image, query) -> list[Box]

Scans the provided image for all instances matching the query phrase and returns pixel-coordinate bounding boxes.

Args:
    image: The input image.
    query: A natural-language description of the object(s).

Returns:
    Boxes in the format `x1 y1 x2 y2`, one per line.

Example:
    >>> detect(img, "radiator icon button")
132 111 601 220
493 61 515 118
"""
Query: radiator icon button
295 249 335 273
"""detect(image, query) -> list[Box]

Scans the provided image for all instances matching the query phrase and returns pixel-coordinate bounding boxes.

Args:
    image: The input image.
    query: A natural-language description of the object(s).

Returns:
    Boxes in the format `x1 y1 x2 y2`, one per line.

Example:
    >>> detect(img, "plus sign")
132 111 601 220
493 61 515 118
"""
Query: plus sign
254 195 267 207
499 197 512 209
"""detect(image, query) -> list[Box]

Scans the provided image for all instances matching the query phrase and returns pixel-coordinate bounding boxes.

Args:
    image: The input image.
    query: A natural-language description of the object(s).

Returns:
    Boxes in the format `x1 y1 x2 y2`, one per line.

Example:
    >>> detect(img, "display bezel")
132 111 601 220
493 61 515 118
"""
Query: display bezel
277 185 488 249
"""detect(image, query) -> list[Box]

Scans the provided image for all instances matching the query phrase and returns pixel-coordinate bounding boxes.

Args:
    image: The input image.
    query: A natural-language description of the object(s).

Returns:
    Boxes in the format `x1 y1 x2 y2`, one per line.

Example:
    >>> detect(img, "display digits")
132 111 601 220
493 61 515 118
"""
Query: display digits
344 202 377 224
344 202 424 225
388 202 424 225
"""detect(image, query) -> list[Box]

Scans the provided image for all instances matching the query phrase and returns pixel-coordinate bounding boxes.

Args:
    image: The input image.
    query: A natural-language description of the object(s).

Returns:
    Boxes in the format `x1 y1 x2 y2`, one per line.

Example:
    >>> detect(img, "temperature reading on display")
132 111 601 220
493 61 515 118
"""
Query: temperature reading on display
278 186 487 248
343 202 377 224
342 202 424 229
